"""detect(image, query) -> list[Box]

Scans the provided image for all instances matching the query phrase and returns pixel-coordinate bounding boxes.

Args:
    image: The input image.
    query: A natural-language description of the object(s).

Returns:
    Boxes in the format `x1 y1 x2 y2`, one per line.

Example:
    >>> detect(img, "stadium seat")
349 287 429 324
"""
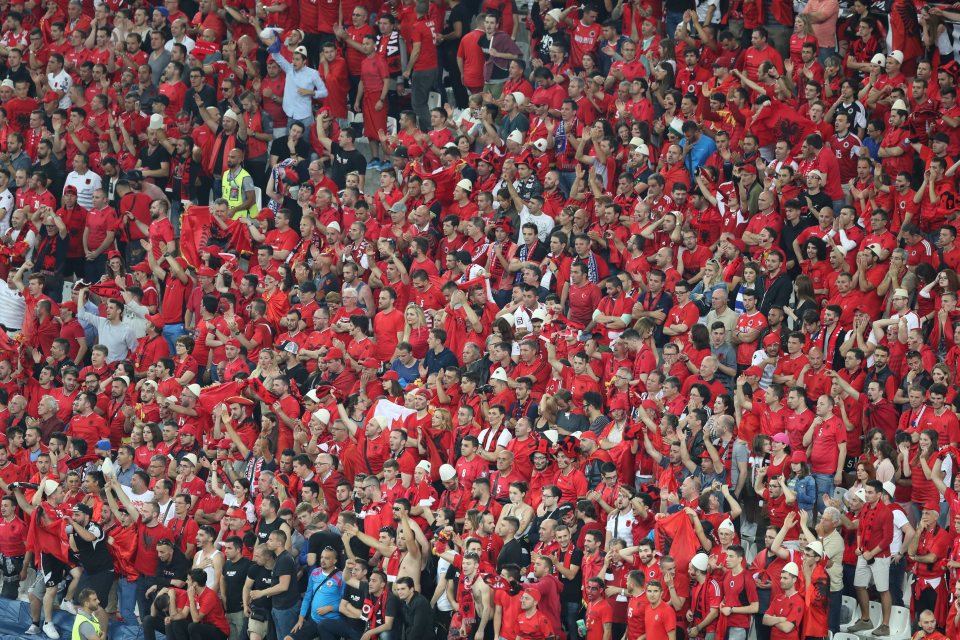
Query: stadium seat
840 595 858 627
428 91 442 111
878 606 912 640
832 633 862 640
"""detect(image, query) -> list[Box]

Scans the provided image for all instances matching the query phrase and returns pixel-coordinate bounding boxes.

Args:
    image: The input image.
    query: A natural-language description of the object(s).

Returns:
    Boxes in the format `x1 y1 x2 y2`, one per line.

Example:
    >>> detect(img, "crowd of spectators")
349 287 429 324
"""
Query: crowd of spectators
0 0 958 640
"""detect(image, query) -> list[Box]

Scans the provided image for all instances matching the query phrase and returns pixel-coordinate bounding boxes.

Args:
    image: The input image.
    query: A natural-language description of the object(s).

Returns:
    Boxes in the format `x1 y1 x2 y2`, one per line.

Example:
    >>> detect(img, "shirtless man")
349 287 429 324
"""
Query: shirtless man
342 498 428 592
449 552 493 640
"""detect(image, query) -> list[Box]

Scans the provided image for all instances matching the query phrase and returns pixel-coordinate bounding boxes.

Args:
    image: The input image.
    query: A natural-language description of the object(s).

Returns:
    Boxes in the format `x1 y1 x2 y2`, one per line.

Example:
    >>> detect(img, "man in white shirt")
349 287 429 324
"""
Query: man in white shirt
46 53 72 109
164 18 196 54
63 154 103 210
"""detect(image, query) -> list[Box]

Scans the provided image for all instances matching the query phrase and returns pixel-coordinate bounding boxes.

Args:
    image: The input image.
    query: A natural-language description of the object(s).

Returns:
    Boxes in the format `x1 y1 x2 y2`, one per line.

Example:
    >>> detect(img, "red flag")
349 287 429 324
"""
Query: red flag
87 282 123 300
26 505 69 564
180 206 212 268
181 206 254 267
196 381 248 416
889 0 923 65
654 510 701 574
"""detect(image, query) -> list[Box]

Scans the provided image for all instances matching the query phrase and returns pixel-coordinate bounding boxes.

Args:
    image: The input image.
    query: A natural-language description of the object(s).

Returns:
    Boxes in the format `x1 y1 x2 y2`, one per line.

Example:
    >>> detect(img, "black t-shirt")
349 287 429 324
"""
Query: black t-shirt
307 530 346 569
157 549 191 587
364 587 398 636
247 562 274 613
138 145 171 190
442 2 471 50
497 538 530 572
73 522 113 573
255 516 283 546
272 135 312 164
329 143 366 189
271 552 300 609
801 190 833 215
343 581 366 630
557 546 584 599
223 557 252 613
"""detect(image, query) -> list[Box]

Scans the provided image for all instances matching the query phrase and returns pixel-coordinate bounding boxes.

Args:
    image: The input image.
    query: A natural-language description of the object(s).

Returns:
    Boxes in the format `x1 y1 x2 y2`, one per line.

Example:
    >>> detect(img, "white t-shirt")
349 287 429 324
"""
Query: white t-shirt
122 485 155 517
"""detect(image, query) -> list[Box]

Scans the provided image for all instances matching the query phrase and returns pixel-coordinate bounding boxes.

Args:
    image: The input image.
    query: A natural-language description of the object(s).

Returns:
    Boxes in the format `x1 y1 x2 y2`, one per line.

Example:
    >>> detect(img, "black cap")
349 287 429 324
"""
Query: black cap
557 503 575 516
932 132 951 143
393 146 409 159
123 170 144 182
72 503 93 517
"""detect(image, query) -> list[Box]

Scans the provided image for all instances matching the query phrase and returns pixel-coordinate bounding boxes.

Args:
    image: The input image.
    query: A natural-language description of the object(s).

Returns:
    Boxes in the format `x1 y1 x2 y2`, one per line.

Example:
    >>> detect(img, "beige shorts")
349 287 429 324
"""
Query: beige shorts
247 616 269 638
854 555 890 591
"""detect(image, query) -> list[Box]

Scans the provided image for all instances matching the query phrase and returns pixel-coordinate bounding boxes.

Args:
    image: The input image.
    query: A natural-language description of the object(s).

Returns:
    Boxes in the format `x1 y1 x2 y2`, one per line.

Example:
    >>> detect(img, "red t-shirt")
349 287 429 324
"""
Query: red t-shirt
585 598 614 640
641 599 676 640
809 415 845 474
409 22 438 71
196 586 231 635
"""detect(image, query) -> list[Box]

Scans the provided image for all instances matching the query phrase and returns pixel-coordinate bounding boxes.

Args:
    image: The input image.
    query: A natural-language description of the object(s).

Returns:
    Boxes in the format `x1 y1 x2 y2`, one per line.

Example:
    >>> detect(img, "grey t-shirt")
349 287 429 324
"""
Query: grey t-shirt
77 611 98 640
731 440 750 494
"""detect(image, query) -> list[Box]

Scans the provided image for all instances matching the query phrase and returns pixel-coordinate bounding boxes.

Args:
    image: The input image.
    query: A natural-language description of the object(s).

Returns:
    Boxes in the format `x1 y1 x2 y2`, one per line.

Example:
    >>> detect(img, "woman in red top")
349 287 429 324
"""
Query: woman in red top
401 305 429 359
173 336 199 386
788 16 818 66
903 430 940 508
134 422 162 469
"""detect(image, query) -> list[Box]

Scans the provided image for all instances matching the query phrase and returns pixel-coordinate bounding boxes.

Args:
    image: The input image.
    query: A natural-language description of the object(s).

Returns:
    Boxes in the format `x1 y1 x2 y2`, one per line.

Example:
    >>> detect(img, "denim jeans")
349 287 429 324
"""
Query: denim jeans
117 578 136 623
134 575 157 625
272 603 300 640
563 600 580 637
316 616 363 640
828 589 843 632
162 323 187 355
812 472 835 514
755 588 771 640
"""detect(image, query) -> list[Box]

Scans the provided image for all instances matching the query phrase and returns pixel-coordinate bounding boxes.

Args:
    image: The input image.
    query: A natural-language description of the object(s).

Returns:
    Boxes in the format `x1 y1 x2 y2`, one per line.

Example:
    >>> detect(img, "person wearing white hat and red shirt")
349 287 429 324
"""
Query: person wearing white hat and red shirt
450 179 477 222
687 552 721 639
761 562 804 640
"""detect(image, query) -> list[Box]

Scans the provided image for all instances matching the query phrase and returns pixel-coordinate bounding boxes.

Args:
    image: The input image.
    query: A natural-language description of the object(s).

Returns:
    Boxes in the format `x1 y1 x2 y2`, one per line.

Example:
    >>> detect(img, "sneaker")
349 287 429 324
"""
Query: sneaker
872 624 890 636
24 624 41 635
42 622 59 639
847 619 873 632
366 160 380 170
59 600 76 615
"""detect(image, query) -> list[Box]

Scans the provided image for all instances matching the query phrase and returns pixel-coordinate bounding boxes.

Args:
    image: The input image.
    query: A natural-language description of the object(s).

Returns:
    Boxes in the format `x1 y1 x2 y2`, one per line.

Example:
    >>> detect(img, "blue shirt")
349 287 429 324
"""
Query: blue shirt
680 134 717 181
300 568 344 622
269 44 328 121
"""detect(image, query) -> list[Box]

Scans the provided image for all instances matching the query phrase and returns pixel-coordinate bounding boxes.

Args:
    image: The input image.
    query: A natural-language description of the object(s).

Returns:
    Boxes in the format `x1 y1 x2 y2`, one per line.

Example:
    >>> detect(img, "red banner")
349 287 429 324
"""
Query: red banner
180 206 212 269
26 505 69 564
654 510 701 575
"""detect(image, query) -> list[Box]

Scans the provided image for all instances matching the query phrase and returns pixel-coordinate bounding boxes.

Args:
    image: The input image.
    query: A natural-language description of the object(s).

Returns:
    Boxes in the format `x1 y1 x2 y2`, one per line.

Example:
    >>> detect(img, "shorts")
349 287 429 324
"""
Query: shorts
247 613 270 638
854 555 890 591
76 569 114 606
29 553 67 596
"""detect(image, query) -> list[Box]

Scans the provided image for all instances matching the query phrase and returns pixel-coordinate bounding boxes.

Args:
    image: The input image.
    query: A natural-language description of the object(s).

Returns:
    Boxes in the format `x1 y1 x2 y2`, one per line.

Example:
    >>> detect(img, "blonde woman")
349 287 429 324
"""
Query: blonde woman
789 15 817 66
250 349 281 386
690 259 725 315
400 303 429 359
